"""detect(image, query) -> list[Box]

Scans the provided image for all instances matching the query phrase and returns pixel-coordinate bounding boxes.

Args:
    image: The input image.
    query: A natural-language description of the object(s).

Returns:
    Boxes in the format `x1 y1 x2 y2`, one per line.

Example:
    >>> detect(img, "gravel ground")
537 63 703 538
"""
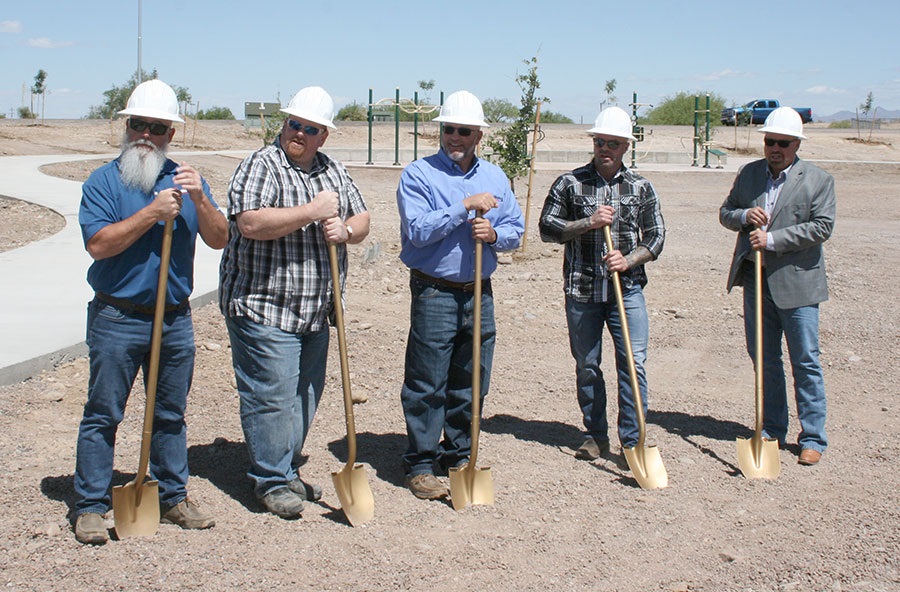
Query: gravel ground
0 120 897 592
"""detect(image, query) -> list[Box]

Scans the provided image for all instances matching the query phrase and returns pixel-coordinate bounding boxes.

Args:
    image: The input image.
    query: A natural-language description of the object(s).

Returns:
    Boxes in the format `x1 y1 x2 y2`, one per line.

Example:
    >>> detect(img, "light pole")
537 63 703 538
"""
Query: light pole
137 0 142 82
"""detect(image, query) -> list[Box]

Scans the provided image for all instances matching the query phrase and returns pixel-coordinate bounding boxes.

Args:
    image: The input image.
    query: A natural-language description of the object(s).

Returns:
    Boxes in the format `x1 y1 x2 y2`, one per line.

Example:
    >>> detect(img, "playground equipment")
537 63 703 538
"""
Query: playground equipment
628 92 652 169
693 94 724 168
366 88 441 165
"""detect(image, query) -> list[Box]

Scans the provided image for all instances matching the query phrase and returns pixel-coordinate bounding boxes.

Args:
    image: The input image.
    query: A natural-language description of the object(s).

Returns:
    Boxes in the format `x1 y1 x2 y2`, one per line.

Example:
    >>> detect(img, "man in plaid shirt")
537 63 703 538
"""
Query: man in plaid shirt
539 106 665 463
219 87 370 519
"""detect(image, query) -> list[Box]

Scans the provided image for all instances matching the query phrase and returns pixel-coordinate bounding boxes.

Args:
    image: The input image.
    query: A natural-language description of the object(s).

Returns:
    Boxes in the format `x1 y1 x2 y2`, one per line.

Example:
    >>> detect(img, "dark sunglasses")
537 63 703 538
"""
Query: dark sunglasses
764 138 796 148
287 120 322 136
128 117 170 136
593 138 623 150
442 125 475 137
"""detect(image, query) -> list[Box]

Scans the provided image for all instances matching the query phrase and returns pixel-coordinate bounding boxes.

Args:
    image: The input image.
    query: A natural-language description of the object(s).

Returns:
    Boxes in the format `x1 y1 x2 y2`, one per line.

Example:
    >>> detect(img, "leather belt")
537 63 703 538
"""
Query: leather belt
410 269 490 293
95 292 189 315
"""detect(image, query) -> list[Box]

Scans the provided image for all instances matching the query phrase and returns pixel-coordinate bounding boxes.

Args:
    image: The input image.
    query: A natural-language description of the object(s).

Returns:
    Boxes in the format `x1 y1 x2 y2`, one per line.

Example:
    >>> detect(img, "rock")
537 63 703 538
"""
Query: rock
203 342 222 351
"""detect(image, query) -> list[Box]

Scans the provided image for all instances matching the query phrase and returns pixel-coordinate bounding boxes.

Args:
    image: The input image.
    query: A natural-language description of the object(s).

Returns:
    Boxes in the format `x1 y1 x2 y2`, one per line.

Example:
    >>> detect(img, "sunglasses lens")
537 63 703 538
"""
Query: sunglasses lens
129 118 169 135
443 126 473 137
594 138 620 149
288 120 320 136
765 138 792 147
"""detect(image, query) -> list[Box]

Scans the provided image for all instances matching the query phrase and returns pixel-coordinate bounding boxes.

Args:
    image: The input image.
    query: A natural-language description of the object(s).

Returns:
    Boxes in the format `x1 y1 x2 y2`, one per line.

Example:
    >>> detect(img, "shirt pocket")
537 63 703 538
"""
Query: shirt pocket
617 193 642 231
572 194 597 219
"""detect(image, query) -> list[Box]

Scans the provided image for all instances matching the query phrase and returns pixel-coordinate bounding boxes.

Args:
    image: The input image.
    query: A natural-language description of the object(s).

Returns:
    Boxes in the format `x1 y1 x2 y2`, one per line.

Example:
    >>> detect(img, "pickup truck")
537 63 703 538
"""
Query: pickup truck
721 99 813 125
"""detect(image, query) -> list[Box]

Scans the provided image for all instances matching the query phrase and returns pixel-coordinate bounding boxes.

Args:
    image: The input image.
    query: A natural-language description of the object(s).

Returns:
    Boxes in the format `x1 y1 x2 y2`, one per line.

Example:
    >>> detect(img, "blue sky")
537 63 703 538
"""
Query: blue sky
2 0 898 121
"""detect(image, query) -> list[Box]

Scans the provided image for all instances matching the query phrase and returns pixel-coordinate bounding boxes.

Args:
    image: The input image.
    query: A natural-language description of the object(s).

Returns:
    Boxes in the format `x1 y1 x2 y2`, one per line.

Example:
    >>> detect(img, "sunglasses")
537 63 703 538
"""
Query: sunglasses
593 138 623 150
764 138 796 148
128 118 170 136
287 120 322 136
442 125 476 137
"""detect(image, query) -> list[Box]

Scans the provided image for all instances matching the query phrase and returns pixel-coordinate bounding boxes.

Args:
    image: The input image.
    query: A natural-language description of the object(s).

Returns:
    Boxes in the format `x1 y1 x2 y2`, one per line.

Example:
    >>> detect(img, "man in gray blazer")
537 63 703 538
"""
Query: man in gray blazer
720 107 835 466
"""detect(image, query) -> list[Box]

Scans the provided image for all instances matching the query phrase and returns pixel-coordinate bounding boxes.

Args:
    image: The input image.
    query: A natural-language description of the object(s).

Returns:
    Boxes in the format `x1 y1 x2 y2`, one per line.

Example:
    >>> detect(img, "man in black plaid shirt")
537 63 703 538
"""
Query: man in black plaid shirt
219 87 370 519
539 106 665 463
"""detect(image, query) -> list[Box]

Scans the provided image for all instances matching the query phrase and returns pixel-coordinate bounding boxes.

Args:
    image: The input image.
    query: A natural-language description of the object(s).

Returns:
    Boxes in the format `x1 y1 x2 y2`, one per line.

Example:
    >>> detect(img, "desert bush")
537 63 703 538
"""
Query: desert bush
643 91 727 126
828 120 852 129
541 110 574 124
18 107 36 119
336 102 367 121
196 106 235 120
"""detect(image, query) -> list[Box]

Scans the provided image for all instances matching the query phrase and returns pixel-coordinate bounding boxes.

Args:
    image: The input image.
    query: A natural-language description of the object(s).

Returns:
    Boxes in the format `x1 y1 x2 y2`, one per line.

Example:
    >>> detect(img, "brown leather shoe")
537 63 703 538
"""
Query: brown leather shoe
798 448 822 466
406 473 449 500
575 437 610 461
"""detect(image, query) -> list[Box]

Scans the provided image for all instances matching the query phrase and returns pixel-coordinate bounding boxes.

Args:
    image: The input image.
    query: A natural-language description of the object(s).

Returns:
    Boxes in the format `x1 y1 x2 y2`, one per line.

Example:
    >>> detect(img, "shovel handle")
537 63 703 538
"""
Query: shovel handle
470 220 483 467
134 219 173 494
328 241 358 467
602 226 647 447
753 246 765 441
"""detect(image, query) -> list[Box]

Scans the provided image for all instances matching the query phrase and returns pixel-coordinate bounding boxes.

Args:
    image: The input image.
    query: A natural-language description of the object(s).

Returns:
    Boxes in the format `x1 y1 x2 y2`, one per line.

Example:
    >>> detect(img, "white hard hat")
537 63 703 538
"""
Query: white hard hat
118 79 184 123
758 107 806 139
281 86 336 129
587 106 635 140
434 90 489 128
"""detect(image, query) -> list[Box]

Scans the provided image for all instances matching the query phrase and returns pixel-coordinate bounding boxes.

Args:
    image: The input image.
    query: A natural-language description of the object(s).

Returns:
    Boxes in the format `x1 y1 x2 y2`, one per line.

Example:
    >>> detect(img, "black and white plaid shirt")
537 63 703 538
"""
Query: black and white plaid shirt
219 140 367 334
539 162 665 302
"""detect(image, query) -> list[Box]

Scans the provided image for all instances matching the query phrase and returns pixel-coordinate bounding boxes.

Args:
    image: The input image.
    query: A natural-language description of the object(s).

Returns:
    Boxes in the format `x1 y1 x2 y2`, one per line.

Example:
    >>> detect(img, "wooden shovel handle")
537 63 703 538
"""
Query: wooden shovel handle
328 241 358 467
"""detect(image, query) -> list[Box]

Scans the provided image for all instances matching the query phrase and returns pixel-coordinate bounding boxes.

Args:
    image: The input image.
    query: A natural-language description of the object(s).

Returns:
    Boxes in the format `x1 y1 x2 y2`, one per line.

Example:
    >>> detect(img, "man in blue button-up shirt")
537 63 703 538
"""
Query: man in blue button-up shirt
396 90 524 500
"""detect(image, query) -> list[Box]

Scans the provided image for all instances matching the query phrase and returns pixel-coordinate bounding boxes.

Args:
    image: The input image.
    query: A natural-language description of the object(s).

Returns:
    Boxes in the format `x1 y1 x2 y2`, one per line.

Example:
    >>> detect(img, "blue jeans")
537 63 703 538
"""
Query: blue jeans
742 272 827 452
401 276 496 476
74 300 195 516
225 315 329 498
565 286 650 448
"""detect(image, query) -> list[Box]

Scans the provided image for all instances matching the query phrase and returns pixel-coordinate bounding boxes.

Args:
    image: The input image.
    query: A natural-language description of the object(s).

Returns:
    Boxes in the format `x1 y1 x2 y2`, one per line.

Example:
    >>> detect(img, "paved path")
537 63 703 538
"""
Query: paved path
0 149 765 386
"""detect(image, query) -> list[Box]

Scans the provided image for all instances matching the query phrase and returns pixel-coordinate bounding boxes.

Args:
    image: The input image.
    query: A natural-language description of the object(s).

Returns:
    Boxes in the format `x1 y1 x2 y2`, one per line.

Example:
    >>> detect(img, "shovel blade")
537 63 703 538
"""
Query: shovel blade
623 445 668 490
111 479 160 538
449 464 494 511
736 436 781 479
331 464 374 526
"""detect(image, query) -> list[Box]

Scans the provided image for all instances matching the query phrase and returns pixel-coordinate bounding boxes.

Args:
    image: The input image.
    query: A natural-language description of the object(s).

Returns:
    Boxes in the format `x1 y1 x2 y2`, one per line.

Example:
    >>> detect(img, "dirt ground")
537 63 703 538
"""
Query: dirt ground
0 119 898 592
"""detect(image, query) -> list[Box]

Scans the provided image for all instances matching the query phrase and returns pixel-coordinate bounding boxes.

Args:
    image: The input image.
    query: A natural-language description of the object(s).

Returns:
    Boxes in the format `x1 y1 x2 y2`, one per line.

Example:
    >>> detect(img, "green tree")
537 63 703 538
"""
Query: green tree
603 78 617 108
643 91 726 126
86 69 160 119
18 106 36 119
336 101 367 121
417 79 435 105
31 69 48 121
174 86 192 119
196 106 235 120
540 110 573 124
482 98 518 123
859 91 874 118
485 56 547 185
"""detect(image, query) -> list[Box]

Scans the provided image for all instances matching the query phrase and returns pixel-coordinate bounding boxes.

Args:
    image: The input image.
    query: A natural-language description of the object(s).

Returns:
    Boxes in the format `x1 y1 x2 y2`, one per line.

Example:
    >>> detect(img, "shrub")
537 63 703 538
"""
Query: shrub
336 102 367 121
196 106 235 120
643 91 727 126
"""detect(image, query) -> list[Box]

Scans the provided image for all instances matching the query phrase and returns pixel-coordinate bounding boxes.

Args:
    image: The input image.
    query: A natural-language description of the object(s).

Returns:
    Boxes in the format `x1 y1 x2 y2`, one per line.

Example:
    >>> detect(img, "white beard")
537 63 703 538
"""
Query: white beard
119 135 167 194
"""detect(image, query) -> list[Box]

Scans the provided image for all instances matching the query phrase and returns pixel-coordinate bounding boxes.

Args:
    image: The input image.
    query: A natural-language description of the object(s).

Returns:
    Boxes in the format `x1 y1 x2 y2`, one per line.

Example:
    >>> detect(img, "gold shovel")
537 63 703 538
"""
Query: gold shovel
328 242 375 526
736 248 781 479
112 218 173 538
603 226 668 490
449 224 494 510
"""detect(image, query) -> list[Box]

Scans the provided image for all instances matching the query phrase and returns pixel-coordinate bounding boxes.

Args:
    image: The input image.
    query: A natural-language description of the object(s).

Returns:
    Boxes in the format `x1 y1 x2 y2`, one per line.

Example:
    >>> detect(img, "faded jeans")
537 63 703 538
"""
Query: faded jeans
565 285 650 448
225 315 329 498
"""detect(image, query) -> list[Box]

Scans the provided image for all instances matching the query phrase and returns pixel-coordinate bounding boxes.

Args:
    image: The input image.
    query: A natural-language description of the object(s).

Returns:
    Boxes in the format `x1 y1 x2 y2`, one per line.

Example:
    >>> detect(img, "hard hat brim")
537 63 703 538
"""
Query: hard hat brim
118 107 184 124
757 125 806 139
433 114 489 128
586 126 636 141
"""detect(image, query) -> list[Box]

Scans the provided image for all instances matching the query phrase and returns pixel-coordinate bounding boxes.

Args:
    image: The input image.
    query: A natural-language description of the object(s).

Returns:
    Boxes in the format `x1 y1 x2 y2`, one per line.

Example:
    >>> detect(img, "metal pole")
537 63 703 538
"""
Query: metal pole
393 87 400 166
137 0 143 82
692 95 699 167
631 91 638 168
413 91 419 161
703 93 711 168
366 88 373 165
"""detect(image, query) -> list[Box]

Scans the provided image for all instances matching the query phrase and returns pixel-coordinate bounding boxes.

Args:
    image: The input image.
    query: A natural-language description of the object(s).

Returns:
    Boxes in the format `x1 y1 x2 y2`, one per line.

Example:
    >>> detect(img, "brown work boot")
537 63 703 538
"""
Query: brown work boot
406 473 449 500
161 497 216 530
575 437 610 461
74 512 109 545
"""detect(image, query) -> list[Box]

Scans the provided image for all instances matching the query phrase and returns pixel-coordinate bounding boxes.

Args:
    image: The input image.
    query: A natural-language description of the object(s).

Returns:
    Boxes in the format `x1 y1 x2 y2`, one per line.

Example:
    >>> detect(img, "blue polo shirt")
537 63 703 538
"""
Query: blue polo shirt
397 149 524 282
79 157 217 306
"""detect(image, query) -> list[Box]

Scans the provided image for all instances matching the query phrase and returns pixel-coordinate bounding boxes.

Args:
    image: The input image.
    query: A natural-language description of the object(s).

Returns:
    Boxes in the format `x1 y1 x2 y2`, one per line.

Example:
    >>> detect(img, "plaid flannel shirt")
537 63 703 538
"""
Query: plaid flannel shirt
219 140 367 334
539 162 665 302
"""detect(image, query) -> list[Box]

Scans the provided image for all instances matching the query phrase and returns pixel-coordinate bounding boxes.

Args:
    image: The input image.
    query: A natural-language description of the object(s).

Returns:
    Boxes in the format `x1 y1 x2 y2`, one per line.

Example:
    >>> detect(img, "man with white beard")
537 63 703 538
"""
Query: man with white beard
73 79 227 545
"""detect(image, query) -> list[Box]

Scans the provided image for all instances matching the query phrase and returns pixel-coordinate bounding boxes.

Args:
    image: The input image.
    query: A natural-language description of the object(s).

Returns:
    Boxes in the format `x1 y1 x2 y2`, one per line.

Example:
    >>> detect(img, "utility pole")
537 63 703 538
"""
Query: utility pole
137 0 143 82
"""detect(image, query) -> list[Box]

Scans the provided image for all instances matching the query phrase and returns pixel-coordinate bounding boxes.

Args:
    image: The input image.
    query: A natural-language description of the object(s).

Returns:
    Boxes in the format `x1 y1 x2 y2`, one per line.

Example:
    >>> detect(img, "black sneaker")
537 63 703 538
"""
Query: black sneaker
259 487 305 519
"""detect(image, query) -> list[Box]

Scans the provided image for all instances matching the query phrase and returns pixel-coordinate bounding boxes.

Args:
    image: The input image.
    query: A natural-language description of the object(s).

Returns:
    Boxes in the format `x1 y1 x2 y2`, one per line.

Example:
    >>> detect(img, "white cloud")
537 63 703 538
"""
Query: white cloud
0 20 23 33
27 37 75 49
696 68 751 82
806 85 846 95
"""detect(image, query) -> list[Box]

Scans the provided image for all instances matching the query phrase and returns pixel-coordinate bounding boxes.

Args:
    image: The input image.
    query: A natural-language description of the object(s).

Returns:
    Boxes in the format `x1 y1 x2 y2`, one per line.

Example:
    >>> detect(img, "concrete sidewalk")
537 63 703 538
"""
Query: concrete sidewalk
0 154 223 386
0 149 751 387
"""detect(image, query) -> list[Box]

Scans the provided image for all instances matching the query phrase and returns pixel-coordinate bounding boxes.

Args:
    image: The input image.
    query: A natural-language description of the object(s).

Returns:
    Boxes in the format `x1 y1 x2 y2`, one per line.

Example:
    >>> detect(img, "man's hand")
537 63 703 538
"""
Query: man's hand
153 188 183 222
749 228 768 250
173 163 206 204
462 192 498 214
309 190 339 222
322 216 351 243
603 249 629 273
745 206 768 228
470 215 497 243
589 205 615 229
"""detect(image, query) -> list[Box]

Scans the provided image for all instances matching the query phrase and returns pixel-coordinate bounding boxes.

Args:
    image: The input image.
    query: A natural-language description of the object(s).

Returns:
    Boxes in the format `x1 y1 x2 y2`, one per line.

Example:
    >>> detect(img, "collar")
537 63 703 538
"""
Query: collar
274 135 326 174
437 148 480 175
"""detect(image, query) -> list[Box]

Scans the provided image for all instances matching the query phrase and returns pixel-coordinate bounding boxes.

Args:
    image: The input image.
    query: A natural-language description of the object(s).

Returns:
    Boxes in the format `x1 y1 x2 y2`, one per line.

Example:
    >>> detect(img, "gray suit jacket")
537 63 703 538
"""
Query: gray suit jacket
720 158 836 309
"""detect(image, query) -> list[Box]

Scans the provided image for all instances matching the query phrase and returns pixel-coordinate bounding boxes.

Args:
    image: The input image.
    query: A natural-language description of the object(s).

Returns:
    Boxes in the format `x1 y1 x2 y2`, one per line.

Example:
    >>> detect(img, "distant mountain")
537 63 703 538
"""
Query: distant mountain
816 108 900 122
